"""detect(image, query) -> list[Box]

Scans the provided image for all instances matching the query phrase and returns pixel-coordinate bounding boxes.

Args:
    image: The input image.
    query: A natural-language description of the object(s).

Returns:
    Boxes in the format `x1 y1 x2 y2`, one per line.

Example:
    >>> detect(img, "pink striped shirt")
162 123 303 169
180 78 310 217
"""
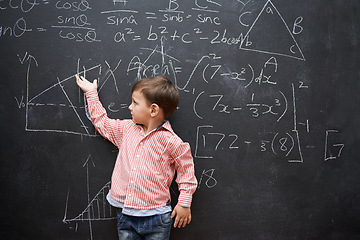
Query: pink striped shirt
86 90 197 209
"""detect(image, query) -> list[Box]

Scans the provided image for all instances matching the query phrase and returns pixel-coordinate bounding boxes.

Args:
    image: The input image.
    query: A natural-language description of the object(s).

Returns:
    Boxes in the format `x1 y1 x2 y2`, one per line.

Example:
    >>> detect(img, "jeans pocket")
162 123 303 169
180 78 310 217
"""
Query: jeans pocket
117 209 127 229
158 212 172 229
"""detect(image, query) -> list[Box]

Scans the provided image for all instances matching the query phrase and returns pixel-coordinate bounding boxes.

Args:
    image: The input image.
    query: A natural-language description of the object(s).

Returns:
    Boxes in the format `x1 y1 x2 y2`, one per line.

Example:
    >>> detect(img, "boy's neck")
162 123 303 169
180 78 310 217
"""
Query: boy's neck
141 118 165 135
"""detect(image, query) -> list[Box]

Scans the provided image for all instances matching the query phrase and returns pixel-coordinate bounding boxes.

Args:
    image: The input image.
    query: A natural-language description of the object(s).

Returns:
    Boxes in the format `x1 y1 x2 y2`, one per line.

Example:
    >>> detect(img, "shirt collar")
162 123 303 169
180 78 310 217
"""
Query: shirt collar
136 120 173 133
157 120 173 132
156 122 165 130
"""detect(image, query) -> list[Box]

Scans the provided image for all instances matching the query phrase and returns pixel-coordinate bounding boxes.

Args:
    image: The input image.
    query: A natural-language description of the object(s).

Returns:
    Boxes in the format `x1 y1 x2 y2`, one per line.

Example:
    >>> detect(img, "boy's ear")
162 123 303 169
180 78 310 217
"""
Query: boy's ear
150 103 160 117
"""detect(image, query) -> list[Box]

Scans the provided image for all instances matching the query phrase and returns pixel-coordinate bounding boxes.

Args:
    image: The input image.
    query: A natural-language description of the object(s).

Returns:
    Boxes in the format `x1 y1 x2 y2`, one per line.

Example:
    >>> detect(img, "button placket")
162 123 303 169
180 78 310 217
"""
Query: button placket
126 140 143 204
126 138 144 203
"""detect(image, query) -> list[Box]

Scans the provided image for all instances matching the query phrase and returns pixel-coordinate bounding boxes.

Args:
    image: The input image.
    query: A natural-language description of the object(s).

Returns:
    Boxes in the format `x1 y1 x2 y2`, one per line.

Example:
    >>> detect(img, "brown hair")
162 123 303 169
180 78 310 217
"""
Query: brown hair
132 76 179 118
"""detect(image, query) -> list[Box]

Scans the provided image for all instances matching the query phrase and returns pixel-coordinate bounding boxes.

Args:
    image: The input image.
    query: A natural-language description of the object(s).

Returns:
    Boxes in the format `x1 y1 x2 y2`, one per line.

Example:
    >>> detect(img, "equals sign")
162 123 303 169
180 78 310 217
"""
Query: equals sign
43 0 49 4
120 104 128 109
37 28 46 32
174 67 182 74
133 36 141 41
146 12 157 20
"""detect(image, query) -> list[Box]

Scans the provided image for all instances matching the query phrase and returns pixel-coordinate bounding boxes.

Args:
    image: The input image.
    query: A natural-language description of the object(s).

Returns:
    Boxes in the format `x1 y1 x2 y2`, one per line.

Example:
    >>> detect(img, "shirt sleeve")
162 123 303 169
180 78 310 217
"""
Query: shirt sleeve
85 90 123 147
170 137 198 208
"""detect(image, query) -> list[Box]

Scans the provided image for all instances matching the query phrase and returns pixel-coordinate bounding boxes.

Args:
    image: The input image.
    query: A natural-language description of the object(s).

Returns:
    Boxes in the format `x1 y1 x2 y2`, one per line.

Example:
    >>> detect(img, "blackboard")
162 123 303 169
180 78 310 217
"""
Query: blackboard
1 0 360 239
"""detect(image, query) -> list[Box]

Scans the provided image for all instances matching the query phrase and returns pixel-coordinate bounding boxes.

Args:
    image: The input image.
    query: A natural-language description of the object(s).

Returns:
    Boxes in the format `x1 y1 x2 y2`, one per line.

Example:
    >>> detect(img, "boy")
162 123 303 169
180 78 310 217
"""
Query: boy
76 75 198 240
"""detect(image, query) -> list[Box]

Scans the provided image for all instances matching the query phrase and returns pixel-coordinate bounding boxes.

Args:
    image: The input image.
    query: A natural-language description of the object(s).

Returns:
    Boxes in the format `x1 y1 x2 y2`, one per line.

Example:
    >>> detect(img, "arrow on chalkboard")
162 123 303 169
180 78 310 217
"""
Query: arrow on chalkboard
63 155 115 240
239 0 305 61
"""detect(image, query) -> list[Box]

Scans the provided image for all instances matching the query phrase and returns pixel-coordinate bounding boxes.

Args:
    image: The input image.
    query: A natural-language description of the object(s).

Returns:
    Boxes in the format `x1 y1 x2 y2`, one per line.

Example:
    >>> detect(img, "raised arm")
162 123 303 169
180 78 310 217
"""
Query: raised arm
75 75 123 147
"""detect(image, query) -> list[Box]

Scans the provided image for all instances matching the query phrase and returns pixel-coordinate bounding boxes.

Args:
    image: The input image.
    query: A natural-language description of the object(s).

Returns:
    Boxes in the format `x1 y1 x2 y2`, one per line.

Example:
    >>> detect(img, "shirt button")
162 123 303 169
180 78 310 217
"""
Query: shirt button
140 142 143 146
136 154 140 158
133 167 136 171
130 180 134 184
128 194 131 197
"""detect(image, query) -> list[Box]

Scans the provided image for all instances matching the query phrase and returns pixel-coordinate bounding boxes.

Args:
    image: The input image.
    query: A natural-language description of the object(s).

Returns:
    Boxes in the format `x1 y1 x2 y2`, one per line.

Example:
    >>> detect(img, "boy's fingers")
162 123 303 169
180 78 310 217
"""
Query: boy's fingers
175 216 191 228
173 217 179 227
176 218 183 228
76 75 84 84
184 217 190 227
181 219 186 228
171 207 191 228
75 75 82 86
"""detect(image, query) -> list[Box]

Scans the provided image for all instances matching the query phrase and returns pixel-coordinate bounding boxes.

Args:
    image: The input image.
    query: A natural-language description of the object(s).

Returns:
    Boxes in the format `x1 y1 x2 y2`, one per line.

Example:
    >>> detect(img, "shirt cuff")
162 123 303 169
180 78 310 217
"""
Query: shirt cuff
177 192 193 208
85 89 99 104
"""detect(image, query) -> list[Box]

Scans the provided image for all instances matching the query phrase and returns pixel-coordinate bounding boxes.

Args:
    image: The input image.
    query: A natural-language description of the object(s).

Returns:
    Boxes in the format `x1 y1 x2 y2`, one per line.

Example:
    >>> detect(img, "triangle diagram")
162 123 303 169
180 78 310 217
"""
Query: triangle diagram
26 63 103 136
239 0 305 61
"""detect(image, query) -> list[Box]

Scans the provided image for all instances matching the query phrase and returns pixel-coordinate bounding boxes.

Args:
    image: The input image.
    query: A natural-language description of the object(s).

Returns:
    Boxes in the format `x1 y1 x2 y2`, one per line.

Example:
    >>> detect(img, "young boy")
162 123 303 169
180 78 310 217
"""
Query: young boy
76 75 198 240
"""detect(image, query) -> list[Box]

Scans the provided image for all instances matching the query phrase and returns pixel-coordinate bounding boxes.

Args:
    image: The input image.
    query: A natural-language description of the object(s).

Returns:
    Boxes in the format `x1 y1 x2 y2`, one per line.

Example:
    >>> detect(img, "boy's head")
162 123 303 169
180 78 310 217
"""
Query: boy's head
132 76 179 118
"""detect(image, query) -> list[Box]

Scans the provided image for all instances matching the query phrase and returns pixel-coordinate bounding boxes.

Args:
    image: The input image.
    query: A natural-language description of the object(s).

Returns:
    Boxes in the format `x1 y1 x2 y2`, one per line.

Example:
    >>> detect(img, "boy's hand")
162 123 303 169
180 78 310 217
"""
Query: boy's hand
75 75 97 93
171 205 192 228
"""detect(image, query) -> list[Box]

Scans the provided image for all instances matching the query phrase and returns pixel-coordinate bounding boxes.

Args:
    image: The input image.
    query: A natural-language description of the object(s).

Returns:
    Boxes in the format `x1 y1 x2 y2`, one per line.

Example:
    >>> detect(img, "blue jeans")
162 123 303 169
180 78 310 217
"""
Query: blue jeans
116 209 173 240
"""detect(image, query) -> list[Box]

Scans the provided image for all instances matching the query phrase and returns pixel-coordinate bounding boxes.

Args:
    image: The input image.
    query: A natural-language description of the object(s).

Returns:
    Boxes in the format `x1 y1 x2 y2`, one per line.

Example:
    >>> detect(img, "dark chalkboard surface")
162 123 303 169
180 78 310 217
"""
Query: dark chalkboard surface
1 0 360 239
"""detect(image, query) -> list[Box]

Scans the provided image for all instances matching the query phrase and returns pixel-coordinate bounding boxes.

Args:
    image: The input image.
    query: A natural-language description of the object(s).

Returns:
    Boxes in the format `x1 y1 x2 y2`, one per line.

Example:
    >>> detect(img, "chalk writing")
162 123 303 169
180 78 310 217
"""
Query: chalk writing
63 155 116 240
198 169 218 189
0 17 32 38
2 1 351 238
0 0 39 12
324 130 345 161
239 0 305 60
195 125 304 163
24 56 127 136
52 0 100 42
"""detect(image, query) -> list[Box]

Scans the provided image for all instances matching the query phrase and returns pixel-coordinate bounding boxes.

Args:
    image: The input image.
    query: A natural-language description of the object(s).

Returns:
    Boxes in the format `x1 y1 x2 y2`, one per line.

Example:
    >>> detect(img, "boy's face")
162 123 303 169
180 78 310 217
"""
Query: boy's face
128 90 151 125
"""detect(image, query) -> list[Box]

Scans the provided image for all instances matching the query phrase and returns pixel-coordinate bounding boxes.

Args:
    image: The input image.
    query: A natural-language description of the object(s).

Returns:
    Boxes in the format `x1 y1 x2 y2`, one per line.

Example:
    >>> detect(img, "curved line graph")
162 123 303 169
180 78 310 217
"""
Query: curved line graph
63 155 116 240
63 181 116 224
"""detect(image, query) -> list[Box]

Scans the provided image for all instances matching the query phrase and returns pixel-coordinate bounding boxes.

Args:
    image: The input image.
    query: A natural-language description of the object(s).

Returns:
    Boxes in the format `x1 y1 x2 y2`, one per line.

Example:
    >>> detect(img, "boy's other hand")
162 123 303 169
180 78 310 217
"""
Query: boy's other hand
171 205 192 228
76 75 98 93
